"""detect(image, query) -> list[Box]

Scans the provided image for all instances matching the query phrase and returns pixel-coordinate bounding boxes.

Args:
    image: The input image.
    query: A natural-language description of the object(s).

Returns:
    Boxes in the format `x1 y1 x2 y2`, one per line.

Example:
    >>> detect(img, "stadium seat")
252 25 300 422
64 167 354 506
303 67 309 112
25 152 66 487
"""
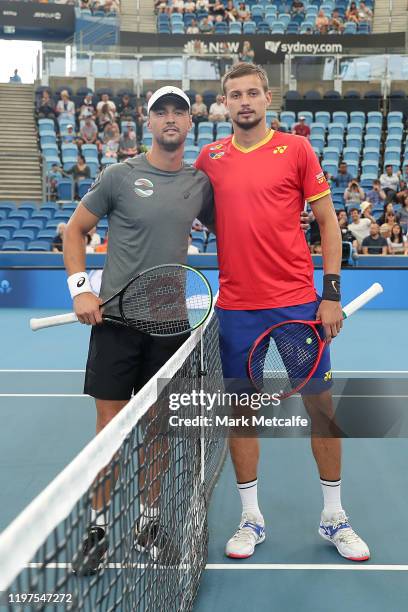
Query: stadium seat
360 175 378 188
78 179 93 199
8 210 30 221
0 229 11 242
27 240 51 252
243 21 257 34
229 22 242 33
57 179 74 201
364 136 381 149
0 219 21 232
198 136 213 149
304 90 321 100
41 144 59 157
386 137 402 149
205 240 217 253
257 22 271 33
185 133 195 146
328 123 344 137
1 240 26 251
0 202 16 215
323 147 340 161
363 148 380 162
332 112 348 127
198 122 214 136
364 90 382 99
346 136 362 149
87 161 99 178
297 111 313 125
37 230 56 240
344 21 357 34
343 147 360 163
350 111 365 127
323 90 341 99
343 90 360 99
321 161 338 177
13 229 35 242
82 144 98 161
38 119 55 130
310 137 324 153
361 161 379 175
184 146 199 163
365 125 381 137
266 110 278 123
315 112 330 127
280 112 296 129
367 111 382 125
327 136 344 152
271 23 285 33
22 220 45 232
101 158 117 167
347 124 363 137
388 125 404 137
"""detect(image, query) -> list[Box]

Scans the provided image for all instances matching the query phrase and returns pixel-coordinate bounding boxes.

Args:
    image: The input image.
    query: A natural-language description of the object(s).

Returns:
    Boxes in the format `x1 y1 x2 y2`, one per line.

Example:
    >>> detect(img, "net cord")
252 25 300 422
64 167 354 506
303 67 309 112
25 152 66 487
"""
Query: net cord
0 308 215 591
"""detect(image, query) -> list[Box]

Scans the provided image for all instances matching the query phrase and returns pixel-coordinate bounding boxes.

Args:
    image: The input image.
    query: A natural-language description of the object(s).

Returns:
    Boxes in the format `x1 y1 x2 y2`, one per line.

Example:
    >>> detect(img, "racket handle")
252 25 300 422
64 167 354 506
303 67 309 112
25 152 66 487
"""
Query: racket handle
342 282 383 318
30 312 79 331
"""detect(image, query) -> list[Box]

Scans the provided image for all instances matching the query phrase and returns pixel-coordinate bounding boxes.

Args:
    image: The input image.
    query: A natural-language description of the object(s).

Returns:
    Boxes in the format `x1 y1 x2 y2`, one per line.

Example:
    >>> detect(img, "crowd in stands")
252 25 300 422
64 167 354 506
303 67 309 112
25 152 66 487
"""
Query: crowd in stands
156 0 374 35
78 0 120 15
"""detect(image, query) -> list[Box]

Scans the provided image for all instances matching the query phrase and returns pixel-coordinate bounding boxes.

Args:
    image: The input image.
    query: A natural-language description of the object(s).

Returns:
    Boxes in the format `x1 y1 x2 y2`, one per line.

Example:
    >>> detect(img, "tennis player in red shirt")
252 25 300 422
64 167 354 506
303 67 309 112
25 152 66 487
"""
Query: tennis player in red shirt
196 63 370 562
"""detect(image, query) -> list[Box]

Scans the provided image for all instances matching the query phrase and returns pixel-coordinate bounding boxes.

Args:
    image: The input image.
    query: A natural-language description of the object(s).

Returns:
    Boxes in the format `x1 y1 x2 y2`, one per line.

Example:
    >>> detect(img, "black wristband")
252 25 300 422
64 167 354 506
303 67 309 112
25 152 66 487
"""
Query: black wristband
322 274 341 301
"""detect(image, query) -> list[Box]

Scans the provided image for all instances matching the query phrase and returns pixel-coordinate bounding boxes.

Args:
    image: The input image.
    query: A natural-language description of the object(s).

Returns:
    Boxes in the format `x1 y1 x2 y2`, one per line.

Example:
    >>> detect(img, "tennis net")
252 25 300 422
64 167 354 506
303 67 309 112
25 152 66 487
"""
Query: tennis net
0 310 227 611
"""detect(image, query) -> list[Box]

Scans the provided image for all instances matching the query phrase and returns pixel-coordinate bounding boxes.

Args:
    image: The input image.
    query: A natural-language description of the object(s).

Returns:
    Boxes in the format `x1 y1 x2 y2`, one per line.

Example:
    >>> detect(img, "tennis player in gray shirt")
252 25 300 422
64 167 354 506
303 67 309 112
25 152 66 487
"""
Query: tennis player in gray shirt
64 86 214 574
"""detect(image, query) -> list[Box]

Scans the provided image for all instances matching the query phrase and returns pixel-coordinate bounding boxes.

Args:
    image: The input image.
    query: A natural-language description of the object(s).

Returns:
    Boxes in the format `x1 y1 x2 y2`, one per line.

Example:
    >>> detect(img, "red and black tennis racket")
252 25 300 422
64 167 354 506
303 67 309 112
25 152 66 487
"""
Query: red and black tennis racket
247 283 383 399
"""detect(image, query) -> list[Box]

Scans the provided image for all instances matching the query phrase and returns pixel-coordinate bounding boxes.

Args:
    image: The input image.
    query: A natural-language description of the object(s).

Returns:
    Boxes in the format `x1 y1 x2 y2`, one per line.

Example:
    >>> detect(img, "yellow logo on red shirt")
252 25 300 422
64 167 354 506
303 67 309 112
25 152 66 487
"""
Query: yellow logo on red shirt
209 152 225 159
209 144 224 151
316 171 325 184
273 145 288 154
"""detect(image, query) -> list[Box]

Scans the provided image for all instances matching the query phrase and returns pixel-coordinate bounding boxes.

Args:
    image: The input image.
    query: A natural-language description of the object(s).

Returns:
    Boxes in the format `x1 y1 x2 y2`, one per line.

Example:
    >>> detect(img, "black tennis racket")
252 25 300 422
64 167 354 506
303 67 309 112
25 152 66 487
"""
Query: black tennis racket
30 264 213 337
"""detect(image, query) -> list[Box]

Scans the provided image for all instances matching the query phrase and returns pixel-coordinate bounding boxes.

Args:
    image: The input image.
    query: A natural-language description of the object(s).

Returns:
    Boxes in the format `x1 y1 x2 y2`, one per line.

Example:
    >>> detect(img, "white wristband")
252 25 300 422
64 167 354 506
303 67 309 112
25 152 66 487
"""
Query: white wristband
67 272 93 299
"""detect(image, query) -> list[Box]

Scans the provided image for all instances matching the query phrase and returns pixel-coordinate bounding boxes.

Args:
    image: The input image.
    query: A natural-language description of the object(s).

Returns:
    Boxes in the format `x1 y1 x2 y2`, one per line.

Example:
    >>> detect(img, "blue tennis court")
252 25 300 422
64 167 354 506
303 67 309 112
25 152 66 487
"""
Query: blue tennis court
1 307 407 611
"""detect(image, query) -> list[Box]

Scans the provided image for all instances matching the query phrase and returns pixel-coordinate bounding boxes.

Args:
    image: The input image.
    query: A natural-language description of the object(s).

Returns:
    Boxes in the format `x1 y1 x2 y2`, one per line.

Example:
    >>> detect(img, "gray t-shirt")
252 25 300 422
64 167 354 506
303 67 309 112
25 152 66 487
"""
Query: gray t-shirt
82 153 214 313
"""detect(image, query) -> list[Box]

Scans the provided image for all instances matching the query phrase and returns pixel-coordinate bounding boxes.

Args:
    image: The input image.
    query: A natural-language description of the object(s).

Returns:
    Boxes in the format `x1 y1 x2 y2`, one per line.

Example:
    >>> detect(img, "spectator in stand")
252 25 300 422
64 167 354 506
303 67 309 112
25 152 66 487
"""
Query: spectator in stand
225 0 238 21
78 93 96 124
9 69 22 83
239 41 255 64
361 223 388 255
196 0 209 8
187 19 200 33
345 1 359 22
365 179 386 207
348 207 371 249
380 164 401 202
62 124 77 145
328 9 345 33
376 202 395 226
85 233 95 254
101 122 120 158
315 9 329 33
117 94 135 120
134 103 147 142
185 0 197 13
387 223 408 254
385 210 398 229
52 223 66 253
64 154 91 197
397 195 408 233
360 200 375 222
344 179 365 206
97 93 116 115
307 210 322 253
119 122 138 160
188 234 200 254
47 163 64 200
396 163 408 202
236 2 249 20
143 91 153 114
291 0 305 15
211 0 226 17
56 90 75 124
209 95 229 122
79 116 98 145
379 223 392 240
338 210 357 248
97 102 116 130
192 94 209 138
332 161 353 189
95 232 108 253
36 90 55 120
199 16 215 33
271 118 287 132
88 226 102 250
292 116 310 139
357 1 373 22
172 0 185 11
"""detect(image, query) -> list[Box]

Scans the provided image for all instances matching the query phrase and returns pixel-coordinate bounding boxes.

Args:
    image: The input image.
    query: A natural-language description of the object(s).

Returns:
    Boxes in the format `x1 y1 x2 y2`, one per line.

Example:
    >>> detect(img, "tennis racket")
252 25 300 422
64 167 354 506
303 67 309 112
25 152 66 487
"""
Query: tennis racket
247 282 383 399
30 264 213 337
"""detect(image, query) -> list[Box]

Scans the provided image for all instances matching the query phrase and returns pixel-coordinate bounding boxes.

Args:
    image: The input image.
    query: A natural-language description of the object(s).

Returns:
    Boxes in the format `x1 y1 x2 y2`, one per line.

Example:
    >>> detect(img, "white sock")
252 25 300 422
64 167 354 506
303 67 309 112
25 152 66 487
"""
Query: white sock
91 508 109 528
237 479 262 519
320 478 343 515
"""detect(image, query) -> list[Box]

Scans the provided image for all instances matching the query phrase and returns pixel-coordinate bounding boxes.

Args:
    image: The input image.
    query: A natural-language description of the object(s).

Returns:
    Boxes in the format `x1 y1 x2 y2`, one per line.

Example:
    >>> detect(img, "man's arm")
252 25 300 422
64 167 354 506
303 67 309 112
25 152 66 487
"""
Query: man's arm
64 203 103 325
310 193 343 341
362 246 369 254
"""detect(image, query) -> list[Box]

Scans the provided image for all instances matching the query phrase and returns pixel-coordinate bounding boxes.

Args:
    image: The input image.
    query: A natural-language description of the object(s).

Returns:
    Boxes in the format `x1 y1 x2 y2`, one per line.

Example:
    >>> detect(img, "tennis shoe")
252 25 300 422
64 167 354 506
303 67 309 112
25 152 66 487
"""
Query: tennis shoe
319 510 370 561
135 517 181 566
71 526 108 576
225 512 265 559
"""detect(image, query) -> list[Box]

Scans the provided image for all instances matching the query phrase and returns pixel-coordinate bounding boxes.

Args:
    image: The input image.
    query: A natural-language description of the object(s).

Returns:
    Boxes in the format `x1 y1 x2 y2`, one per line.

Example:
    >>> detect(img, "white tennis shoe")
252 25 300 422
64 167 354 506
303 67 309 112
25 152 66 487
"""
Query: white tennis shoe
225 512 265 559
319 510 370 561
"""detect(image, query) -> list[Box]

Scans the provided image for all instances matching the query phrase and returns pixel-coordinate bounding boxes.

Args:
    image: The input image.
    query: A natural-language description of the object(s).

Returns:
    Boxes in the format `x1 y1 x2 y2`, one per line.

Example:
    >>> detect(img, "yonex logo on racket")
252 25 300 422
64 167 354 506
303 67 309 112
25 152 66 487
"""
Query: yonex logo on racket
134 178 154 197
77 277 86 288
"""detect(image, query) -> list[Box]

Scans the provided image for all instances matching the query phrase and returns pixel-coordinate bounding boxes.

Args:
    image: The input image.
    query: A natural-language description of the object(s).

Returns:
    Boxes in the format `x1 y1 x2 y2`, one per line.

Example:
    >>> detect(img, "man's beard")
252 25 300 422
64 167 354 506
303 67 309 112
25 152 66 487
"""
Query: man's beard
234 115 263 131
156 133 185 151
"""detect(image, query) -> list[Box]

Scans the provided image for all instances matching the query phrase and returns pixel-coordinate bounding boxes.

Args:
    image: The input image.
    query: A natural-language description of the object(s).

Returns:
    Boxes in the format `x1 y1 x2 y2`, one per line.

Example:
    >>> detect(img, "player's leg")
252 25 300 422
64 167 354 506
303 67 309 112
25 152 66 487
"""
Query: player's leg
216 308 266 559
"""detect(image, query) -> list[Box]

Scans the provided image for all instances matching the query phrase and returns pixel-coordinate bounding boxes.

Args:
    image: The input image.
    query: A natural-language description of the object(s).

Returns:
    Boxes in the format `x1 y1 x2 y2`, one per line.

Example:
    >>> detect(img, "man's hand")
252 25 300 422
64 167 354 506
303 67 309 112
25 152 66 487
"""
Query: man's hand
301 210 310 231
316 300 343 343
74 293 103 325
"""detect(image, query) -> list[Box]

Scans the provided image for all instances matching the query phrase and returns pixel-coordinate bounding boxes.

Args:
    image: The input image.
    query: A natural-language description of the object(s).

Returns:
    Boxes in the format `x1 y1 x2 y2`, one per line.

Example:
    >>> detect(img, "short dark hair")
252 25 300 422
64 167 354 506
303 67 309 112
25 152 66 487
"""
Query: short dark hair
222 63 269 94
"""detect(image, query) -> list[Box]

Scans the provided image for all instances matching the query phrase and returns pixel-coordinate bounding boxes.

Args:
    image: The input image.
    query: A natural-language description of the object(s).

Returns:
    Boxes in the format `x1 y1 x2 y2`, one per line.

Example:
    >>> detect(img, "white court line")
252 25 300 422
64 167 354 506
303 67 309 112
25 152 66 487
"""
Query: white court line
24 562 408 572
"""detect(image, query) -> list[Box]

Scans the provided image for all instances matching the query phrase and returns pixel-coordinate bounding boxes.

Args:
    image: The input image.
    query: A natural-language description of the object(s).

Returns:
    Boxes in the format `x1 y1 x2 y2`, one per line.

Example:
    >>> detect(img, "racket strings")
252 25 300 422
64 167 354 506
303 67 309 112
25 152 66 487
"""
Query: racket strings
120 266 211 335
250 323 320 395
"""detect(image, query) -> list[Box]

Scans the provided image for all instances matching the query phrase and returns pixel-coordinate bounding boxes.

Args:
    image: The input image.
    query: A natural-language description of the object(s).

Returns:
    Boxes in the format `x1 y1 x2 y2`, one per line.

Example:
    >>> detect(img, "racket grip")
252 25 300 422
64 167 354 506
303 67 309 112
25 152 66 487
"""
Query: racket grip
342 282 383 318
30 312 79 331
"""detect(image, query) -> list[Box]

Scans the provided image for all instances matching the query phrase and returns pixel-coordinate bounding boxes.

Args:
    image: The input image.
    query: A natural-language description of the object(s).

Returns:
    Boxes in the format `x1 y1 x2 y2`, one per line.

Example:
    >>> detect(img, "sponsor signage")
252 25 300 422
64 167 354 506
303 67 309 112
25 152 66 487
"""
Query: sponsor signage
0 1 75 40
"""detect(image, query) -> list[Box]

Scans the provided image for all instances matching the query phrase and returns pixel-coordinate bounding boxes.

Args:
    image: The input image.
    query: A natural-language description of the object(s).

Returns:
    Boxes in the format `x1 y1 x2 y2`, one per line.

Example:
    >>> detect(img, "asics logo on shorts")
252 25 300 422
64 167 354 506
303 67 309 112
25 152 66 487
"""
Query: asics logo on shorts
134 178 154 197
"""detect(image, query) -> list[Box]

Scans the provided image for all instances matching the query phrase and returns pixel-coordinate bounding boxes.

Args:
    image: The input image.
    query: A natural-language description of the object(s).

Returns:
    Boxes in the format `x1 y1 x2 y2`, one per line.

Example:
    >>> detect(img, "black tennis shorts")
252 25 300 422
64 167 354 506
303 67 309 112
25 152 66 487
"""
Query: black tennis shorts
84 322 189 400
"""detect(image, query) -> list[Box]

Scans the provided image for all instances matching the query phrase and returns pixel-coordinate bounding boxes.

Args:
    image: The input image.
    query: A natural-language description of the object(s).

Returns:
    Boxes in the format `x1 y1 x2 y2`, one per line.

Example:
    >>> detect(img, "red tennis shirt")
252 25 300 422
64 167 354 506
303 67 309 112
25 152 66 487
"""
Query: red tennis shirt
195 130 330 309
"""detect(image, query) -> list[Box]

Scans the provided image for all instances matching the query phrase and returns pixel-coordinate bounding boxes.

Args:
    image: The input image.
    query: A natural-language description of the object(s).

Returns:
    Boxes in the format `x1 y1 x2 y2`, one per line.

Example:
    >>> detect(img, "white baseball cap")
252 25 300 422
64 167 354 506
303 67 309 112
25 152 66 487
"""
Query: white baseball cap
147 86 191 113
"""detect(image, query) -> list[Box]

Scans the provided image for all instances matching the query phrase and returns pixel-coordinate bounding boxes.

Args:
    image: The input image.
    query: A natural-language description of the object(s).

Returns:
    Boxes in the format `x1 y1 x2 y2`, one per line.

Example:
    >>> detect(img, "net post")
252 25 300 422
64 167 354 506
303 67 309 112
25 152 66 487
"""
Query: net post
200 325 205 485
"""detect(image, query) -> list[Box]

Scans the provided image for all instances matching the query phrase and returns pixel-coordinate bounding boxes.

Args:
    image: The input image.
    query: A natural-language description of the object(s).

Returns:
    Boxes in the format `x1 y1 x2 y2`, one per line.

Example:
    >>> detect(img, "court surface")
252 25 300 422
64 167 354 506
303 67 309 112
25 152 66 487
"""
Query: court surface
1 308 408 611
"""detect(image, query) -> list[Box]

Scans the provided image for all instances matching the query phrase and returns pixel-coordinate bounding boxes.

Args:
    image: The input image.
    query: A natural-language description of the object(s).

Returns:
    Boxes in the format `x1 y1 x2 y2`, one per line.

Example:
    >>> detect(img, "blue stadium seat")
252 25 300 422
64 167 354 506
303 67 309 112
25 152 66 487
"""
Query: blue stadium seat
266 110 278 123
280 112 296 129
184 146 199 163
41 144 59 157
388 124 403 137
363 148 380 162
1 240 26 251
40 202 58 212
101 158 117 167
367 111 382 125
332 112 348 127
19 203 37 215
323 147 340 161
328 123 344 137
385 137 402 149
365 125 381 137
229 22 242 33
57 179 74 201
344 21 357 34
297 111 313 125
98 218 109 230
364 136 380 149
360 175 378 188
198 136 213 149
27 240 50 252
346 136 362 150
243 21 257 34
37 230 56 240
342 147 360 163
82 144 99 160
53 211 71 222
387 111 403 125
257 22 271 33
38 119 55 130
22 220 45 232
0 229 11 242
321 161 338 177
198 122 213 136
349 111 365 126
13 229 35 242
315 111 330 127
78 179 93 199
271 23 285 33
346 162 358 177
0 202 16 215
326 136 344 152
40 133 57 146
361 161 379 175
8 210 30 222
0 219 21 232
278 13 291 26
205 240 217 253
185 133 195 146
347 124 363 137
310 138 324 153
87 161 99 178
310 123 326 139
